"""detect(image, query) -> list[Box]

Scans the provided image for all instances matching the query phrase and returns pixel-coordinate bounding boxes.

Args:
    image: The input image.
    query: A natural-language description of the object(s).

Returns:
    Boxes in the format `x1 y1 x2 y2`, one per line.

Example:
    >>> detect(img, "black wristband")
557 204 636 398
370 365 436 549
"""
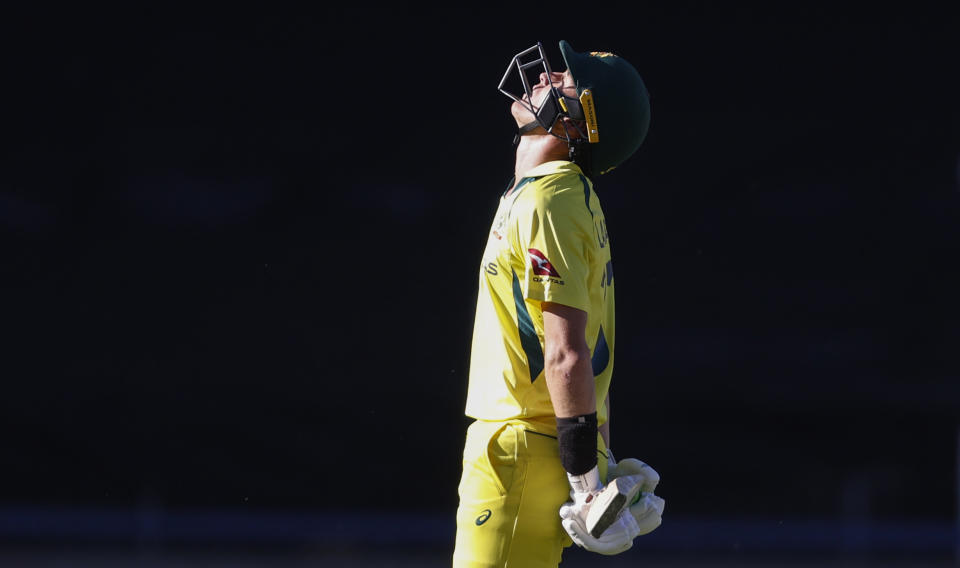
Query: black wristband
556 412 598 475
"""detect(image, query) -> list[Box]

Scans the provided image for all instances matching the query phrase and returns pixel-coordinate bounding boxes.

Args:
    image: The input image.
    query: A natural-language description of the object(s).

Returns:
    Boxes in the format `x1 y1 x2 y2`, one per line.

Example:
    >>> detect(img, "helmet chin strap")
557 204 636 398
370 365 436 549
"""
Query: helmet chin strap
513 120 543 145
513 115 588 149
513 89 563 145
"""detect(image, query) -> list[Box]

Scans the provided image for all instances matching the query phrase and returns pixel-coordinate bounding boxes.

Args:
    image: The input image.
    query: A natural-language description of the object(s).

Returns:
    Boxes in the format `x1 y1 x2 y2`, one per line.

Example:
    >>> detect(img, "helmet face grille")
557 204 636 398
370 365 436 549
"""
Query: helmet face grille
498 42 561 133
498 42 593 157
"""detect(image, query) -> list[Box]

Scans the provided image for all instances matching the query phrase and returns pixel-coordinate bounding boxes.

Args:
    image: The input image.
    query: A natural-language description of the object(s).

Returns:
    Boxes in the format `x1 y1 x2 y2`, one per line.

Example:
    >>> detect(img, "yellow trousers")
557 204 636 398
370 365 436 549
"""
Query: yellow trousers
452 420 609 568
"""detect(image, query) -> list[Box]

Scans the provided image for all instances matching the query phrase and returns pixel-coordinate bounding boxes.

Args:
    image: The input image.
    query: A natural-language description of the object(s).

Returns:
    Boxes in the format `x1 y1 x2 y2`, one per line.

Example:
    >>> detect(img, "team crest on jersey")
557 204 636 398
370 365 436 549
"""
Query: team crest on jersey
590 51 617 58
528 248 561 277
492 212 507 240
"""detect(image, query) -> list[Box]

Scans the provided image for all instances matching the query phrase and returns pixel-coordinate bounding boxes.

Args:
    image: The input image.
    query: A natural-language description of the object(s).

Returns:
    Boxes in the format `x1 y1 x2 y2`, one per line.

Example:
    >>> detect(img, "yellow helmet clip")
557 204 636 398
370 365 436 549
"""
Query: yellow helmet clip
579 89 599 143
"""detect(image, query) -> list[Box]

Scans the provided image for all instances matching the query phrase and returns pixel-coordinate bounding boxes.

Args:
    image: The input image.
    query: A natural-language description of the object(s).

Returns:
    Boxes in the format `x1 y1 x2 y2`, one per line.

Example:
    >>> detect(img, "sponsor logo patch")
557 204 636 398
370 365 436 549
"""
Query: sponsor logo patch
476 509 492 526
528 248 561 277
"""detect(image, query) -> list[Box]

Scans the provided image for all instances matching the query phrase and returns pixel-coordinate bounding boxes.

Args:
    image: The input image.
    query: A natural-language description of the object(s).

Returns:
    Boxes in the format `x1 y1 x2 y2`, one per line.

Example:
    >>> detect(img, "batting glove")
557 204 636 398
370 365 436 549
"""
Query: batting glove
558 465 641 555
606 450 666 536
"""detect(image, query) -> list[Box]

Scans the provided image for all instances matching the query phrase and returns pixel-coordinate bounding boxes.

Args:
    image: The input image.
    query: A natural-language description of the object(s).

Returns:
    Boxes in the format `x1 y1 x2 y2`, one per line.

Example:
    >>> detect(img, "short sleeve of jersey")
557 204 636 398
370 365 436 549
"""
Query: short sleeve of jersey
513 176 595 312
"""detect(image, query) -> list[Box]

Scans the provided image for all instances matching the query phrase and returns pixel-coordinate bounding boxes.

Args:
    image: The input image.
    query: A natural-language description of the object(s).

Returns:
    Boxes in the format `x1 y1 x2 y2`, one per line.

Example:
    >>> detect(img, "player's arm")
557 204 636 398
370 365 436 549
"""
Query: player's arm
542 302 595 419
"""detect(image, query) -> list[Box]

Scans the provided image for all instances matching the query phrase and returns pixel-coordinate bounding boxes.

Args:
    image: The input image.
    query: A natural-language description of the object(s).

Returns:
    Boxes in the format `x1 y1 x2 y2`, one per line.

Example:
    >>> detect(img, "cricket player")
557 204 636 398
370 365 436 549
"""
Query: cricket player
452 41 665 568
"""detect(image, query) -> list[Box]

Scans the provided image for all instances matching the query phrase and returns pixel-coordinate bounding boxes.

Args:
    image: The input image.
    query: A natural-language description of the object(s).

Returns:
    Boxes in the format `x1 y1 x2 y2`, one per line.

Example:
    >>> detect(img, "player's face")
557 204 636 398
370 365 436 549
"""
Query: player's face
511 69 578 129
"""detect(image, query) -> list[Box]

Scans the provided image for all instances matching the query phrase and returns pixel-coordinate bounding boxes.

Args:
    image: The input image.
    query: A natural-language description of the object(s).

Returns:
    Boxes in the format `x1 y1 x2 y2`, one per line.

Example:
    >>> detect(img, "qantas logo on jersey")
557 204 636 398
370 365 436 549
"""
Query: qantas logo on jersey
528 249 561 277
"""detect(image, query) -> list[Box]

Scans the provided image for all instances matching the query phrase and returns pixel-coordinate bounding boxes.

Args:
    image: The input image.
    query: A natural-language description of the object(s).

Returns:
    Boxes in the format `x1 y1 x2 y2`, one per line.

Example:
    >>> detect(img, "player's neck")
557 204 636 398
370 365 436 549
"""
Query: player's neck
511 134 568 193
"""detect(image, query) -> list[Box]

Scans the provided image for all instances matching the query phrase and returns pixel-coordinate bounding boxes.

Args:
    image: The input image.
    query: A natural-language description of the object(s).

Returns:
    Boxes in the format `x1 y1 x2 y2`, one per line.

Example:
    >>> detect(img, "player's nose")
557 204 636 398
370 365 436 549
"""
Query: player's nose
538 72 555 86
539 72 563 87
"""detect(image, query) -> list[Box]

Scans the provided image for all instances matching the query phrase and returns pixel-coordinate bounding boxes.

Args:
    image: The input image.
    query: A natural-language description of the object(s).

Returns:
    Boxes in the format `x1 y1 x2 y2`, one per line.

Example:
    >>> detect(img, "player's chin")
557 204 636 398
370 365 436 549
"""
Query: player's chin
510 103 536 127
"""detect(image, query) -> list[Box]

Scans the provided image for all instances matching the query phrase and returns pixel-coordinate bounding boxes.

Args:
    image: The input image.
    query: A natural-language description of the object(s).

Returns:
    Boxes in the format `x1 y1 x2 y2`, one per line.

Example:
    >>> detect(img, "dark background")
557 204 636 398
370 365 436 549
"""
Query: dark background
1 3 958 563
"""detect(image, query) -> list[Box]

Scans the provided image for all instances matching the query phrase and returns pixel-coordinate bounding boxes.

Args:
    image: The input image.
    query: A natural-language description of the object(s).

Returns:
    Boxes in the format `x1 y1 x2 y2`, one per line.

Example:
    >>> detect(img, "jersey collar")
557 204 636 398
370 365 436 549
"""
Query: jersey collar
505 161 585 198
519 160 584 179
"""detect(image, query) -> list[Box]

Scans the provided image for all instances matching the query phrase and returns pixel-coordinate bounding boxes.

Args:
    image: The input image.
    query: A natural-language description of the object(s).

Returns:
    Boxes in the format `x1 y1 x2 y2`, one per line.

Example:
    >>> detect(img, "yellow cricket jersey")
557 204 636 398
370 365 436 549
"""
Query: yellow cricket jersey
465 161 615 434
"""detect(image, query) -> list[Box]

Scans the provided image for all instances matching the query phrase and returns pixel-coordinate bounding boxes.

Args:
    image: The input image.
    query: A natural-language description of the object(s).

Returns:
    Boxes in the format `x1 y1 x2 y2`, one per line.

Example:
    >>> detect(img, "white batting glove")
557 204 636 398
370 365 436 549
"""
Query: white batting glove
606 450 666 535
558 465 641 555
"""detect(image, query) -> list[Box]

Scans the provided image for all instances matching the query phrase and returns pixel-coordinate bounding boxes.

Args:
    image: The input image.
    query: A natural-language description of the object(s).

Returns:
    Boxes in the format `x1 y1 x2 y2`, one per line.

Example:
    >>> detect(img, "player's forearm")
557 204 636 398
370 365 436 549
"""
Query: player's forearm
547 348 599 479
545 346 596 418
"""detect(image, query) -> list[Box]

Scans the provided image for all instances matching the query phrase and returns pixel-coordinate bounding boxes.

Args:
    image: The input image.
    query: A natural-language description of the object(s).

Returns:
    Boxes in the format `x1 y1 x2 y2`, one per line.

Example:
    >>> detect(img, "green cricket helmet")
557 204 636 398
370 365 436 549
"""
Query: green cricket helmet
559 40 651 175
